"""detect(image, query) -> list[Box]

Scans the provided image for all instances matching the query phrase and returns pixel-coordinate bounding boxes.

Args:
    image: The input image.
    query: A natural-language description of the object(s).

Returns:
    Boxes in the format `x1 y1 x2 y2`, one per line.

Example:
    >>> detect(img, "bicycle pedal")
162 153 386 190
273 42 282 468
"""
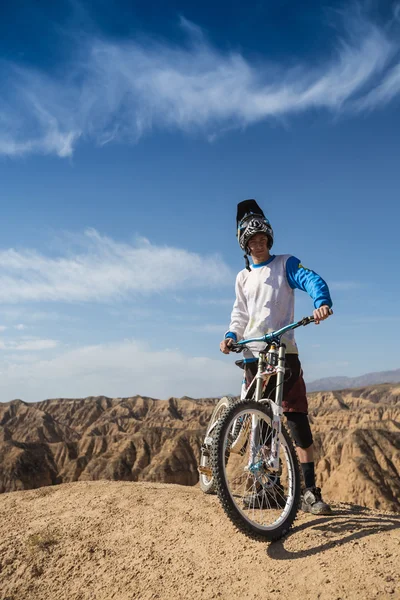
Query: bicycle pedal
198 465 212 477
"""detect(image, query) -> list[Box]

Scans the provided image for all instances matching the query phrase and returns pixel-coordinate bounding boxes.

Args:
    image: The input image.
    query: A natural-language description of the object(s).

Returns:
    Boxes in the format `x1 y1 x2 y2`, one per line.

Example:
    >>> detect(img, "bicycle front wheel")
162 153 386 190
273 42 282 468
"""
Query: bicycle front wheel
210 399 301 542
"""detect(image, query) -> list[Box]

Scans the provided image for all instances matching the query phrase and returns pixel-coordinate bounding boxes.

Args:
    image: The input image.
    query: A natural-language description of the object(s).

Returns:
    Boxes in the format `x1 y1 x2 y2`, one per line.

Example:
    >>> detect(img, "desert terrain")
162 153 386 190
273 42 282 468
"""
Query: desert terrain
0 480 399 600
0 383 399 511
0 383 399 599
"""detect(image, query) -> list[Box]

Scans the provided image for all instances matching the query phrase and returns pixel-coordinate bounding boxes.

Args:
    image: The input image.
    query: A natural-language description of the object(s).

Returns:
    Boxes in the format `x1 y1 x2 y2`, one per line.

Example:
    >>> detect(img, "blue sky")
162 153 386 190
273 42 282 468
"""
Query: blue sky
0 0 399 401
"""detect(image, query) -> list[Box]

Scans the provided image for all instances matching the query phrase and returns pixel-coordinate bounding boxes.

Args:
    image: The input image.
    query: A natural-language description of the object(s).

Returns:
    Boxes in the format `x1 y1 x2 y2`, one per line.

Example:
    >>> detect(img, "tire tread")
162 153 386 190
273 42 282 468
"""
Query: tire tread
210 399 301 542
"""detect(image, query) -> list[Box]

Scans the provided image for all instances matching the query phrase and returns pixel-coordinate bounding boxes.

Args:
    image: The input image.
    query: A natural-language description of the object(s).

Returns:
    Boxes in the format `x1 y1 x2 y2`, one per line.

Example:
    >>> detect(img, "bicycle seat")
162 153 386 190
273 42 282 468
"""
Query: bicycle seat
235 359 246 369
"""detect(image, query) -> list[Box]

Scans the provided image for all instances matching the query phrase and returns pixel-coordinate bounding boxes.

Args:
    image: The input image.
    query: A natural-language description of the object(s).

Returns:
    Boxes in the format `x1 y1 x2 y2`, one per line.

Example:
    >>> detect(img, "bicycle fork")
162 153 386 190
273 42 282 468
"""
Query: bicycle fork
248 344 286 472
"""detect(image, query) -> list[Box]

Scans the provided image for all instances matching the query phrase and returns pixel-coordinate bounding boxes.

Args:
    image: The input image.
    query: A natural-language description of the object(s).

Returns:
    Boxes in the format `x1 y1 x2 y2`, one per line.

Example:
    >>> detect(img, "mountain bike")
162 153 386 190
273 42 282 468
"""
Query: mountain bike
199 314 322 542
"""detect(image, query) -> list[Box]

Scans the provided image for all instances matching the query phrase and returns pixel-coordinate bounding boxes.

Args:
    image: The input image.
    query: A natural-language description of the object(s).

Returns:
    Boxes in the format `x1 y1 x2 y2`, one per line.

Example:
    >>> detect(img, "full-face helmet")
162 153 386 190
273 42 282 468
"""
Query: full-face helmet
236 199 274 252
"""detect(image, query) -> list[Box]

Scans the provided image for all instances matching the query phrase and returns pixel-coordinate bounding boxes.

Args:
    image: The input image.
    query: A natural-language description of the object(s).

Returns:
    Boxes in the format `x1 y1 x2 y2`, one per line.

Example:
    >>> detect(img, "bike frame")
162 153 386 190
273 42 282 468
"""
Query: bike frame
232 316 315 472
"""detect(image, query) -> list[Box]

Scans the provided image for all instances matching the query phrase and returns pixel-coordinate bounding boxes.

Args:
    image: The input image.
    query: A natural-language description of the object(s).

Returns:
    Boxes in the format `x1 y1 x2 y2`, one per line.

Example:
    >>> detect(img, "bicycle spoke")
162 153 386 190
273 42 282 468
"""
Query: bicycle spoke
220 406 298 531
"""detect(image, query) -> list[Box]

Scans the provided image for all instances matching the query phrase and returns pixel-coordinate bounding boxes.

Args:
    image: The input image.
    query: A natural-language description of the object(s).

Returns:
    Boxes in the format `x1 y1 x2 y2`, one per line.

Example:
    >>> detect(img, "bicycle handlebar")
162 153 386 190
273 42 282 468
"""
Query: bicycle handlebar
227 310 332 353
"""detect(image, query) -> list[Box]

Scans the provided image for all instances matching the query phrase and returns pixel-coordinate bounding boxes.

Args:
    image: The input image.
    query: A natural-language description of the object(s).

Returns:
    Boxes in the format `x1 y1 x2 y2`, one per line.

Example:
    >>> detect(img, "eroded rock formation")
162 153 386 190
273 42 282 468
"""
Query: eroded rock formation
0 384 399 511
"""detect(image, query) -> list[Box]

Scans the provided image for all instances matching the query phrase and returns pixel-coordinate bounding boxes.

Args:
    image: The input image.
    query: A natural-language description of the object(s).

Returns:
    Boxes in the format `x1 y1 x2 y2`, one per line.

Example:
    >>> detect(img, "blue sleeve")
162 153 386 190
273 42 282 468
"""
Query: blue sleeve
285 256 333 309
224 331 237 341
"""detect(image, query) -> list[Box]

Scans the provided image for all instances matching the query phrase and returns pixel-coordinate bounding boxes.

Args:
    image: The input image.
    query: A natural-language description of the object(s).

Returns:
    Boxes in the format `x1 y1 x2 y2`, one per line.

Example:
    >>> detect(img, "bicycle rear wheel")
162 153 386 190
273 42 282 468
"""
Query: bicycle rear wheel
210 399 301 541
199 396 235 494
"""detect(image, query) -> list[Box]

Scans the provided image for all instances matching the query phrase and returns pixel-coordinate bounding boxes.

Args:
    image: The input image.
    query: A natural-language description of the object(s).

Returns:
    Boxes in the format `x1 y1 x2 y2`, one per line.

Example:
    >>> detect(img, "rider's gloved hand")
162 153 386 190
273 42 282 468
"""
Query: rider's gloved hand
313 305 332 324
220 338 235 354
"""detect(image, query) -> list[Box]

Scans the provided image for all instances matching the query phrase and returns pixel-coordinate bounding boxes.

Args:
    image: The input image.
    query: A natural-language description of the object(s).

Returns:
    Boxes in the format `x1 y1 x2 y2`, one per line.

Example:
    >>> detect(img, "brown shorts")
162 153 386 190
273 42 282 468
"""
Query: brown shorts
244 353 308 414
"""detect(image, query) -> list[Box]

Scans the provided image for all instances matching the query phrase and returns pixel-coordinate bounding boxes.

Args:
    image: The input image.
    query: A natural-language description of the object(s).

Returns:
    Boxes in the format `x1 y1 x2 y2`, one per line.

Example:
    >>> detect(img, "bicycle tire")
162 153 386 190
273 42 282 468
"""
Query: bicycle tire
199 396 235 494
210 398 301 541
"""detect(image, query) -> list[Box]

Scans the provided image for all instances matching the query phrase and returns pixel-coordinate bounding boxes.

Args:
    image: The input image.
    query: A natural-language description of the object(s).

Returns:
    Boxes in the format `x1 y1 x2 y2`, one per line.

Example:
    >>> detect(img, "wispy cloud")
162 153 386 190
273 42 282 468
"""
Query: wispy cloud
188 324 228 334
1 6 400 157
0 339 239 401
0 308 79 323
0 229 232 303
195 297 234 306
0 338 59 351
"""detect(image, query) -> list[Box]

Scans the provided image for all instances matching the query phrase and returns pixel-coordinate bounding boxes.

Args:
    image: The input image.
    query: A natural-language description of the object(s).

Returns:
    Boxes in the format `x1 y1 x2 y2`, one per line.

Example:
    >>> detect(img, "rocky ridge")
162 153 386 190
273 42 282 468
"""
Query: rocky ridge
0 383 399 511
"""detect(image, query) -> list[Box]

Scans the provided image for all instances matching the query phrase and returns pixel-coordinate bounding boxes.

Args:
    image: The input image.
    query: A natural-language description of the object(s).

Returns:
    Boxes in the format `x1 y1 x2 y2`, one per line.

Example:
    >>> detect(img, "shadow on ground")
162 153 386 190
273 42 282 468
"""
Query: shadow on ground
266 504 400 560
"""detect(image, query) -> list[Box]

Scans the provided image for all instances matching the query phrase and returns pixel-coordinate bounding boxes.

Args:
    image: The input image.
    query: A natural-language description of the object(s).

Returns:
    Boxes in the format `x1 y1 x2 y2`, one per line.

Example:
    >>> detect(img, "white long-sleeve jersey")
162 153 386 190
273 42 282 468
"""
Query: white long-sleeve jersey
226 254 332 359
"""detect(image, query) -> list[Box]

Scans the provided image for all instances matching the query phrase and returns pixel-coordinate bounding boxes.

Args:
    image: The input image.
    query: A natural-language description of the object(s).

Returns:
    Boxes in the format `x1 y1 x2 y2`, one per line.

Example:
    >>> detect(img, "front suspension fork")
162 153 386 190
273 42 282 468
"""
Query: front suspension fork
248 344 286 471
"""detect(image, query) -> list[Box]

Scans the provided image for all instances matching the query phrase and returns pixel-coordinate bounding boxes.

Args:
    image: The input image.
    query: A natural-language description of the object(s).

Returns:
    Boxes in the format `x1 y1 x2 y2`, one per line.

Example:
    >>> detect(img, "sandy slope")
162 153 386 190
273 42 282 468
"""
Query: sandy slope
0 481 399 600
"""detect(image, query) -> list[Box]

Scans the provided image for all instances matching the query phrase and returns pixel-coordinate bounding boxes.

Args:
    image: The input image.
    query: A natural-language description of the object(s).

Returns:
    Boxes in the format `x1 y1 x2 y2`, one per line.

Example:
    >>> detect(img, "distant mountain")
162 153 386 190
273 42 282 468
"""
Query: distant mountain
306 367 400 392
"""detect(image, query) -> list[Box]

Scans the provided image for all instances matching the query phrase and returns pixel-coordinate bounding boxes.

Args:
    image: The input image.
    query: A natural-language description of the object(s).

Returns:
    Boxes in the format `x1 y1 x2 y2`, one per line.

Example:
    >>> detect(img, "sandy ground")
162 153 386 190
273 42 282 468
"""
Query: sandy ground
0 480 399 600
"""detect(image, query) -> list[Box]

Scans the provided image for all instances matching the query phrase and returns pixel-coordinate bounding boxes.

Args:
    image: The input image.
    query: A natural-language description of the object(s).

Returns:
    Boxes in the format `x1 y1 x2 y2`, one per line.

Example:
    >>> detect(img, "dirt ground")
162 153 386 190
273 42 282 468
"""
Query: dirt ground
0 480 399 600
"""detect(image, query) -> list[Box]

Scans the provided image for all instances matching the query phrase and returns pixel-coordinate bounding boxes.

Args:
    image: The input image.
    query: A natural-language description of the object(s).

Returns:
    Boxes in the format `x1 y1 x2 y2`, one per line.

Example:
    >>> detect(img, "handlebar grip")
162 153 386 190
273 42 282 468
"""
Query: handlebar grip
229 344 243 354
224 339 241 353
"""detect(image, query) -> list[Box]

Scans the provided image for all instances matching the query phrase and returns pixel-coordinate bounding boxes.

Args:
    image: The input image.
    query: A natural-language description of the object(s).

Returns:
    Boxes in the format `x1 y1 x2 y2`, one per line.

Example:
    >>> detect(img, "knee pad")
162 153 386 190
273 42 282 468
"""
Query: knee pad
284 412 313 449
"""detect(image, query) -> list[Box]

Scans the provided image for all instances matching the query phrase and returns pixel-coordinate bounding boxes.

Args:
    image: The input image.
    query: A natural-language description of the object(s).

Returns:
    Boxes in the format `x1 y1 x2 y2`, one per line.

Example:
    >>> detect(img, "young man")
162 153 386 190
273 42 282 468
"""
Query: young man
219 199 332 515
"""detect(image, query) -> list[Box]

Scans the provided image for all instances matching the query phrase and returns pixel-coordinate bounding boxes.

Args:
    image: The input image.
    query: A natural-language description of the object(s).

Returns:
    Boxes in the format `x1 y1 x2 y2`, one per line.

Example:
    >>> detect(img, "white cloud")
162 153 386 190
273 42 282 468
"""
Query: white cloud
195 297 234 306
0 339 239 402
13 339 59 351
356 63 400 110
0 325 7 332
0 308 79 323
2 353 40 364
0 338 59 351
0 229 232 303
1 7 400 157
14 324 25 330
189 324 228 333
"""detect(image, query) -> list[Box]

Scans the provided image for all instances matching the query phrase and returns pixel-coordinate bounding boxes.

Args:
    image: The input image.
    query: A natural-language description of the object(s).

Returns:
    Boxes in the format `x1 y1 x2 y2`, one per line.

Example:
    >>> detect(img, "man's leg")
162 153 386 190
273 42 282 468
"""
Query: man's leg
281 356 332 515
296 443 316 489
284 412 316 487
294 442 315 488
285 413 332 515
296 444 314 463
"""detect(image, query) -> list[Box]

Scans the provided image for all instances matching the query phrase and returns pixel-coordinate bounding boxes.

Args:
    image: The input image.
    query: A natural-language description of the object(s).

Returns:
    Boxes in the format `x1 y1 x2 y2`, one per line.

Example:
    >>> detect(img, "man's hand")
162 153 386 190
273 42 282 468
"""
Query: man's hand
313 305 332 324
220 338 235 354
